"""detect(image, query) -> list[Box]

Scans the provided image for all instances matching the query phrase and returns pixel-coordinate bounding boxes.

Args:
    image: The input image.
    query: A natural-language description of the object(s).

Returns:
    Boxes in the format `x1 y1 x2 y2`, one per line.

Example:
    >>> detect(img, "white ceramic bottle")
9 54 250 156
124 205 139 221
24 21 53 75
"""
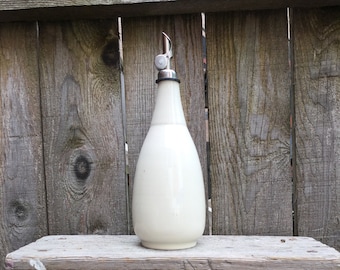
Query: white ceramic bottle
132 33 206 250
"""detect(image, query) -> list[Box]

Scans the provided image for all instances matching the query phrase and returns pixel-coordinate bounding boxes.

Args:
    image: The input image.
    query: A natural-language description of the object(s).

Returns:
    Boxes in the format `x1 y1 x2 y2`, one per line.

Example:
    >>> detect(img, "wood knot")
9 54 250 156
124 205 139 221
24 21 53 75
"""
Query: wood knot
90 219 107 235
9 200 29 222
74 155 91 181
66 151 95 198
101 40 119 67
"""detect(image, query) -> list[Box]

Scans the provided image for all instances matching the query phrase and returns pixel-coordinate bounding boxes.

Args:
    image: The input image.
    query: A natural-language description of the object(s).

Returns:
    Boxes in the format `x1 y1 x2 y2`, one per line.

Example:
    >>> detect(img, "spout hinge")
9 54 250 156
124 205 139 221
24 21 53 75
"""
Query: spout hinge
154 32 179 83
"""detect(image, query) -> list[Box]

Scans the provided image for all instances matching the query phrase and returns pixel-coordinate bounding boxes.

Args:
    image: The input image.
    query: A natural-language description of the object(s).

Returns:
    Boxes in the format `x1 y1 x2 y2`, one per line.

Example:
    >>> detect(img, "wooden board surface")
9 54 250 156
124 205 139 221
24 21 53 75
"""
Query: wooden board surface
123 14 207 233
5 235 340 269
38 20 127 235
293 7 340 250
0 0 340 22
206 10 292 236
0 22 47 268
0 0 339 10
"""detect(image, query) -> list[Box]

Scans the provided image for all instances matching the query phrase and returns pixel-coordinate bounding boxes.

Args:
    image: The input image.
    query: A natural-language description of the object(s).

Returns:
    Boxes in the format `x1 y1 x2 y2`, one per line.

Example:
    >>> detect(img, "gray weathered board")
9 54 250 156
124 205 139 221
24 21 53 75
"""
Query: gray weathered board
293 7 340 251
206 9 292 236
0 22 47 262
0 0 339 22
38 20 127 236
5 235 340 269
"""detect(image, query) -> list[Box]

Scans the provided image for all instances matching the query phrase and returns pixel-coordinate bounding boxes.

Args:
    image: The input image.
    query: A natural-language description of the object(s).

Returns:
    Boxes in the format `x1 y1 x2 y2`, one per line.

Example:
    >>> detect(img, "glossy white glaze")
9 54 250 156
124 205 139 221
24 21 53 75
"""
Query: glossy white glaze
132 80 206 250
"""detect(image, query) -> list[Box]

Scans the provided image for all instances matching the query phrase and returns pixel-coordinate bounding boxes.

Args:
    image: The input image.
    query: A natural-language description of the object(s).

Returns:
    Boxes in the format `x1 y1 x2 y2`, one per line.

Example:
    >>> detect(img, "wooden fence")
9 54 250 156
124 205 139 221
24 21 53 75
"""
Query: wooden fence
1 1 340 268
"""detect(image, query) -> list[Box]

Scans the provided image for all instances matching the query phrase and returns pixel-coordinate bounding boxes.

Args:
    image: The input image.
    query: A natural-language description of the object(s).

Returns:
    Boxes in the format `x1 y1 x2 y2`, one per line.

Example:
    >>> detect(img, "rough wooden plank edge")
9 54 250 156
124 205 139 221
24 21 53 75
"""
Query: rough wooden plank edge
0 0 339 22
5 235 340 269
0 0 174 10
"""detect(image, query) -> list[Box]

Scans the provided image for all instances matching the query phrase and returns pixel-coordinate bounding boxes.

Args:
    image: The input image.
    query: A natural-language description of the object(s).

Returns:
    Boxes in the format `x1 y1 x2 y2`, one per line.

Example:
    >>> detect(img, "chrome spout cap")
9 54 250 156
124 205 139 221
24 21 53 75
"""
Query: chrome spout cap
156 69 179 83
155 32 180 83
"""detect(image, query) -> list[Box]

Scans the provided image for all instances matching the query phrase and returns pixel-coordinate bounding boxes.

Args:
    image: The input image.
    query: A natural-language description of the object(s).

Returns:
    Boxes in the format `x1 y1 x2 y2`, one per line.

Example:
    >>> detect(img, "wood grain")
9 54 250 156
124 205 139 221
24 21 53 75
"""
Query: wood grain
123 14 207 233
38 20 127 235
294 7 340 250
0 0 339 22
5 235 340 270
0 22 47 267
0 0 338 10
206 10 292 236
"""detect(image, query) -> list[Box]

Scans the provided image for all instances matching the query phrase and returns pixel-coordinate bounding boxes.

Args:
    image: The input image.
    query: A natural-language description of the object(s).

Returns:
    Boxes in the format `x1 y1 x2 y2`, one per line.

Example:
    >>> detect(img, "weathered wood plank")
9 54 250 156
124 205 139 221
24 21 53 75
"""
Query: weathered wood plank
123 14 207 233
294 7 340 251
0 0 172 10
1 0 339 10
5 235 340 269
0 0 340 22
38 20 127 235
206 10 292 236
0 22 47 268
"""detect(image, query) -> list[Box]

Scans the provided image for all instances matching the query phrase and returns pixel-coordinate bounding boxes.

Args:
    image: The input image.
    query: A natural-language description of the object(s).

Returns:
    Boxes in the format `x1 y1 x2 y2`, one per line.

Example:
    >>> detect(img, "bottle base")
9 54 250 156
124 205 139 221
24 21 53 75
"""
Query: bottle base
141 240 197 250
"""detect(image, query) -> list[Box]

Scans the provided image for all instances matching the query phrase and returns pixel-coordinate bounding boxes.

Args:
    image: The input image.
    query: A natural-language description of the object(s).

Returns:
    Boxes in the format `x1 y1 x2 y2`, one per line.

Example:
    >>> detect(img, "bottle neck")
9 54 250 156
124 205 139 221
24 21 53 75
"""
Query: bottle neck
151 80 186 126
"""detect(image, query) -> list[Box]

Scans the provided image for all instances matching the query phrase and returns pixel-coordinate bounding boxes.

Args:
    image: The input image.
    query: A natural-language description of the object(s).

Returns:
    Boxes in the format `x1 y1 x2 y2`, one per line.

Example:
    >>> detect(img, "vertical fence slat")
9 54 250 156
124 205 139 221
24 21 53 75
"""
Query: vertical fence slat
123 14 207 233
39 20 127 235
0 23 47 266
207 10 292 235
294 7 340 250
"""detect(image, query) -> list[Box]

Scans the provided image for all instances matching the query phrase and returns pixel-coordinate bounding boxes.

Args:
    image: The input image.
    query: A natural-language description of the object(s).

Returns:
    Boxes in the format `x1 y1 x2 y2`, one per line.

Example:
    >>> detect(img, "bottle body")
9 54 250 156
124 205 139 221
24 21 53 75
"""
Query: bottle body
132 80 206 250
